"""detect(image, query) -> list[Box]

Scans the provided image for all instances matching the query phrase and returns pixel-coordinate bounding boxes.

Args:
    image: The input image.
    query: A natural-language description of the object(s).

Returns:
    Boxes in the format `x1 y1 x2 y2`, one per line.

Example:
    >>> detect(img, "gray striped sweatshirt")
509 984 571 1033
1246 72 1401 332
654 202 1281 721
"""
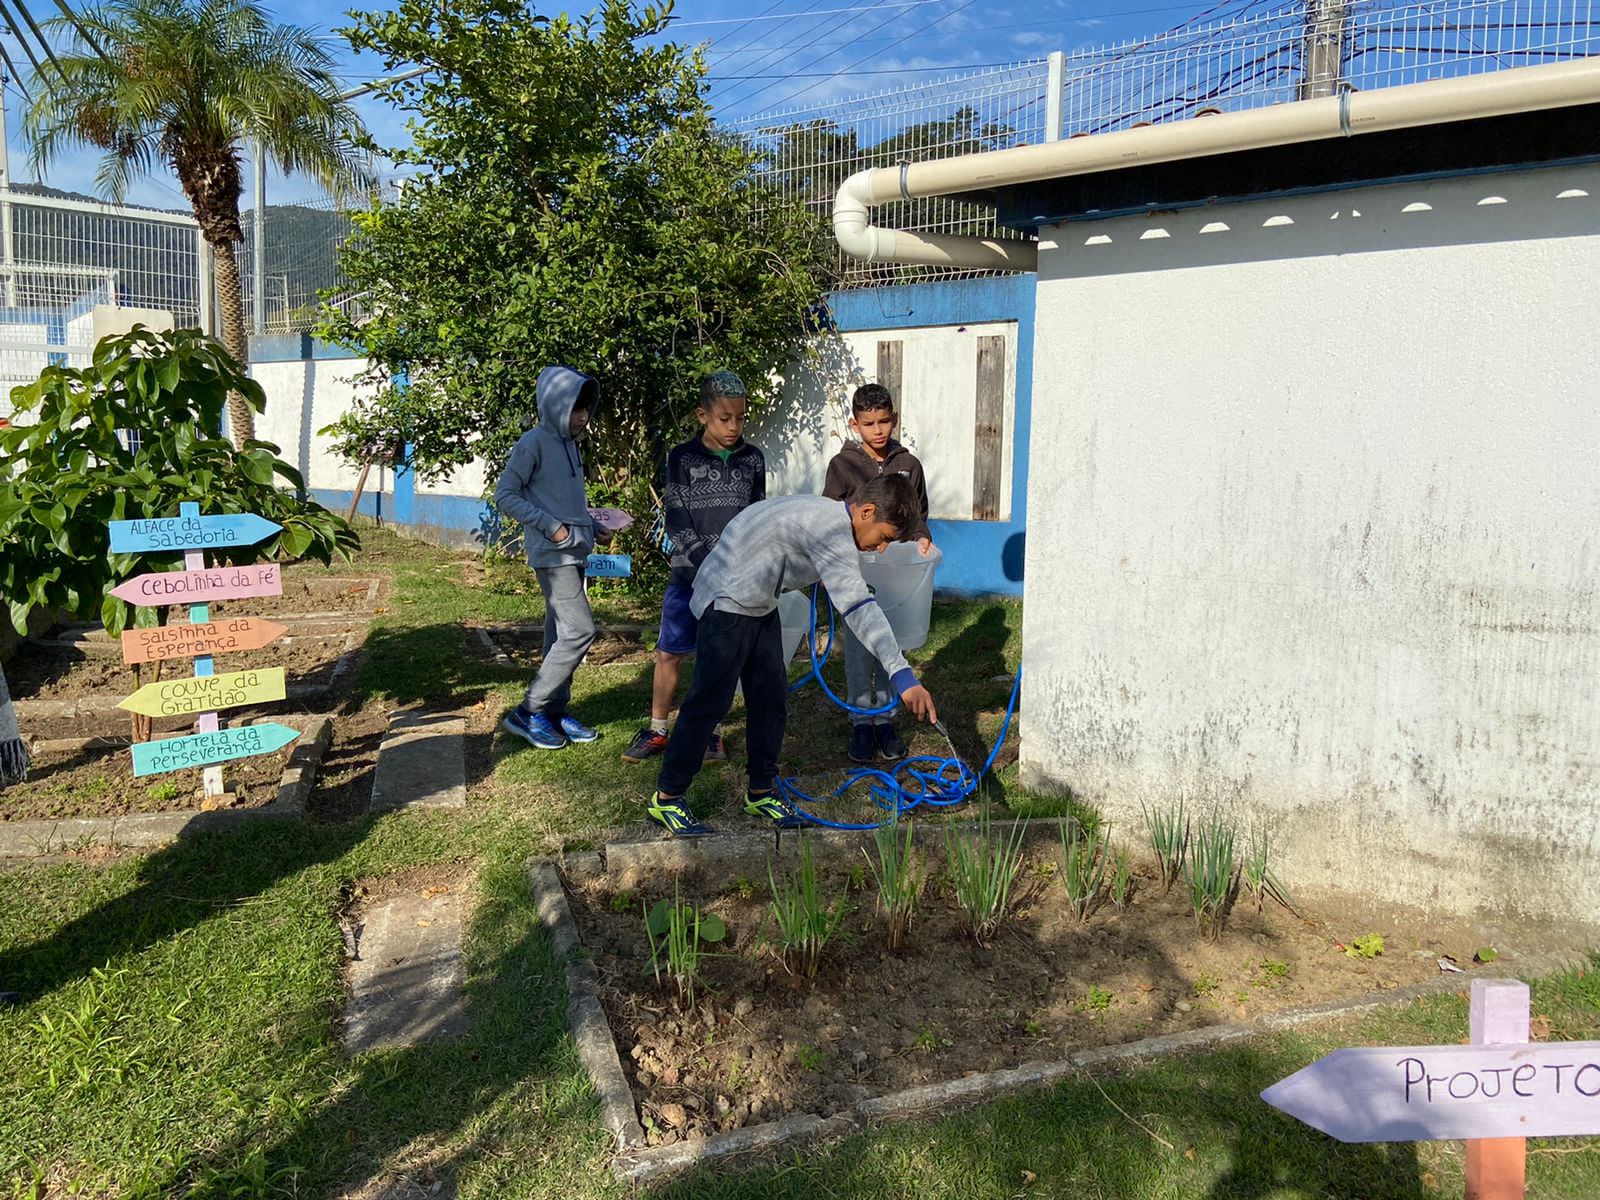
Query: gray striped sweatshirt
690 494 918 695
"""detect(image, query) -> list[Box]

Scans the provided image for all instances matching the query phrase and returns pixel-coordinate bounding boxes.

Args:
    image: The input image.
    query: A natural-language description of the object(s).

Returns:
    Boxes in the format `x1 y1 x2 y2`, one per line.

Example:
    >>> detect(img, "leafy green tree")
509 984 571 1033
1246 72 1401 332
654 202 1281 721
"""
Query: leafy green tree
22 0 373 446
320 0 830 574
0 326 359 647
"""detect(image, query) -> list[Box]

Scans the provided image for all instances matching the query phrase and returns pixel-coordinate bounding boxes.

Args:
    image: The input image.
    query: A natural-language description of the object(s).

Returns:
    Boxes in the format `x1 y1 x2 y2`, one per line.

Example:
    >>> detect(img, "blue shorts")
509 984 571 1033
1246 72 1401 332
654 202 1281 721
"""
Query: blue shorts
657 581 699 656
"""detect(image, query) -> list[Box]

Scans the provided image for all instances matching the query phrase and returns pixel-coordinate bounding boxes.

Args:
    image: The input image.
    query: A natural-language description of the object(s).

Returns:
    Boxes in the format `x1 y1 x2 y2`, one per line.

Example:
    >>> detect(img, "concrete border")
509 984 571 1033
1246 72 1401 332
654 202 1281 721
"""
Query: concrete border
538 840 1580 1186
526 857 648 1154
0 715 333 857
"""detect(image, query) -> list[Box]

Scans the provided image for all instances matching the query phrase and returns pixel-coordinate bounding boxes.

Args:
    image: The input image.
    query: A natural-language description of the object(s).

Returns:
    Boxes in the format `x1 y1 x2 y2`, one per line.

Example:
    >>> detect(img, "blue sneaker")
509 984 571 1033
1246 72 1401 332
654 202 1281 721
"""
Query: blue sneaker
554 713 599 743
503 707 568 750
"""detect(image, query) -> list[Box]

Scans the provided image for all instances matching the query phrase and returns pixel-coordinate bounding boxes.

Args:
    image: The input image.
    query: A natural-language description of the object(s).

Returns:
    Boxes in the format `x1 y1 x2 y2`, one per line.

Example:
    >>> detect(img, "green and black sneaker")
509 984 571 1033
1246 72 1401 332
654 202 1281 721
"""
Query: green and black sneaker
647 793 713 838
744 791 804 830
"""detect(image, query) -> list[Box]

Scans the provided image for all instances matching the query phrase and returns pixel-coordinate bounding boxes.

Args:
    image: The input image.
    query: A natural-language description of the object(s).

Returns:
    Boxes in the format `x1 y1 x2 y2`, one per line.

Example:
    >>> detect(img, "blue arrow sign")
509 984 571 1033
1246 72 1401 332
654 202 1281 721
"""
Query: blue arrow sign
586 553 632 579
130 722 300 776
110 512 282 554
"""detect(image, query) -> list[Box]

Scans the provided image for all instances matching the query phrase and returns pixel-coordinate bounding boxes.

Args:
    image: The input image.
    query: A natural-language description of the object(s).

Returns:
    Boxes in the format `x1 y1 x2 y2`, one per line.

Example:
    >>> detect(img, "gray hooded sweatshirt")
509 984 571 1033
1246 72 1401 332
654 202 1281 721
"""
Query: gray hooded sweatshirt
494 366 597 568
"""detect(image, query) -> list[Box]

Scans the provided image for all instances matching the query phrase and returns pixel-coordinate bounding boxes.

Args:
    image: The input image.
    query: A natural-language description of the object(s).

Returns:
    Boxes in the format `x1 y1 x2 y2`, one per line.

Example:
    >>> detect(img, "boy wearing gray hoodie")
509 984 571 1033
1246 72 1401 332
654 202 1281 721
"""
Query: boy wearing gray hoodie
495 366 603 751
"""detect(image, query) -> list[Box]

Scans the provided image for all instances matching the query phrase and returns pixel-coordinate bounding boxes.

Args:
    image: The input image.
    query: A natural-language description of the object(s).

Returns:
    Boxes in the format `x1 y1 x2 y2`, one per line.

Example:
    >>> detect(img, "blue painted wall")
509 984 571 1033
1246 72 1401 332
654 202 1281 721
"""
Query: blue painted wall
253 275 1038 592
827 276 1035 597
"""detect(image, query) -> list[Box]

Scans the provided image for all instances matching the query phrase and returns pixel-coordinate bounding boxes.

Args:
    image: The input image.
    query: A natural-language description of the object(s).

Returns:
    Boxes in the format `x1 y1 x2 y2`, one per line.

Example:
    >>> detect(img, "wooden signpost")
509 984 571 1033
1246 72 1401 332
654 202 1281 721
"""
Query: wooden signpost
1263 978 1598 1198
109 502 295 801
120 617 287 664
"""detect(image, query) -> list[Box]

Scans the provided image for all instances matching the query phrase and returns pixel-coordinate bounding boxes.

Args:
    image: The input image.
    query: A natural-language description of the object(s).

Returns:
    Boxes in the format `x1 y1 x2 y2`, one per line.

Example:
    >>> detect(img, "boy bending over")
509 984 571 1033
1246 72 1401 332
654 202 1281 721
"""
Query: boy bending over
646 476 939 837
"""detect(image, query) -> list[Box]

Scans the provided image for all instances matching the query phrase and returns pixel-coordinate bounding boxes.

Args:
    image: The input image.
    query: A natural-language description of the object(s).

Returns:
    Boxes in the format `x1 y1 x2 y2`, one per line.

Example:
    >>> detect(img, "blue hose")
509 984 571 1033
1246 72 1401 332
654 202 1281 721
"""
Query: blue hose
778 585 1022 830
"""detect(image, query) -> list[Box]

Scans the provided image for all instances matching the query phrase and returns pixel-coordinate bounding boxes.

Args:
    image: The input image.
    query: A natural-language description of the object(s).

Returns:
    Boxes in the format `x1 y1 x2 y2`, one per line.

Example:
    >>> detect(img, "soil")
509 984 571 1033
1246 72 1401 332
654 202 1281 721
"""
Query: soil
480 626 650 669
0 740 294 821
567 849 1520 1147
238 574 382 618
8 629 357 703
307 706 395 823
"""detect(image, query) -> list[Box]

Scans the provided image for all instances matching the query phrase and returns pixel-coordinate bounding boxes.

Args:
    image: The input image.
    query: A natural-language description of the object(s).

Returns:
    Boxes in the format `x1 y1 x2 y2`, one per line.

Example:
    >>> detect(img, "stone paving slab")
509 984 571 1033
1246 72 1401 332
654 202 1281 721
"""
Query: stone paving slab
343 884 466 1054
370 711 466 812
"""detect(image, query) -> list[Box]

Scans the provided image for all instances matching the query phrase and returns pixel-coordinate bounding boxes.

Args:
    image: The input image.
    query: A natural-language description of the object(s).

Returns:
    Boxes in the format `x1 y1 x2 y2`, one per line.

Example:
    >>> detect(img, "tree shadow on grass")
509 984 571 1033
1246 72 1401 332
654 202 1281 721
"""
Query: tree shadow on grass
0 819 369 1004
153 861 612 1198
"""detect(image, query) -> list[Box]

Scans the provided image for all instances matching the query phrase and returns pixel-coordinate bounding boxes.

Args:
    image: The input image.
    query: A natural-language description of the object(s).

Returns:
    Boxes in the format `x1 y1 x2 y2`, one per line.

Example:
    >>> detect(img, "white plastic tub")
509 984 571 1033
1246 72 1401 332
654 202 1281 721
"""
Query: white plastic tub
778 589 813 665
856 540 942 651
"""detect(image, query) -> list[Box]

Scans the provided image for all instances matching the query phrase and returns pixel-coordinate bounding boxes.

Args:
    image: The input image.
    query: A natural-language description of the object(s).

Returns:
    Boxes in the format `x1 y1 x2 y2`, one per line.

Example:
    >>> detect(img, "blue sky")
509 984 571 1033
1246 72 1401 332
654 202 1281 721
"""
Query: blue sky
0 0 1244 211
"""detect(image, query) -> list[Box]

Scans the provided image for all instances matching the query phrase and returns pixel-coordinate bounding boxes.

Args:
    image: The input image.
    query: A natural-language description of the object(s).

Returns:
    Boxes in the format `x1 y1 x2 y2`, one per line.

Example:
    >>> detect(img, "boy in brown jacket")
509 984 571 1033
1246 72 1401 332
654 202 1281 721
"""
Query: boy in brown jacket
822 382 934 763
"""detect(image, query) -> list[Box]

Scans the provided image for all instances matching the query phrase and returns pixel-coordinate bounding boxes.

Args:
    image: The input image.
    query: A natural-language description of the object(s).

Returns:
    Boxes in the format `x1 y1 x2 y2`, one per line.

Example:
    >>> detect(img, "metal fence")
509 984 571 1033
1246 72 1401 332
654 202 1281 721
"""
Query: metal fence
4 0 1599 346
0 187 201 416
731 0 1600 288
237 194 366 335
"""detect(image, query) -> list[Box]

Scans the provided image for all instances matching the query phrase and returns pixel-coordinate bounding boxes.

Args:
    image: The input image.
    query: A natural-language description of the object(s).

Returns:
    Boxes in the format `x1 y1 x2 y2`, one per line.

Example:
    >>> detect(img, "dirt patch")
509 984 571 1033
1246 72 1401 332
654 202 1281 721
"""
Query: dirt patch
307 705 395 823
244 574 382 618
568 848 1521 1148
477 625 649 669
8 629 356 704
0 740 294 821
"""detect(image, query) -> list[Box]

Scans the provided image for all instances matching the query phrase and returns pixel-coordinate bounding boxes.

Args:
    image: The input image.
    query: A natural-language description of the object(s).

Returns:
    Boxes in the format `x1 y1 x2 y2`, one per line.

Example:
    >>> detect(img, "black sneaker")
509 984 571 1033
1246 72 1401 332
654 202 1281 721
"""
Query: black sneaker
848 724 877 764
621 727 669 764
877 724 909 762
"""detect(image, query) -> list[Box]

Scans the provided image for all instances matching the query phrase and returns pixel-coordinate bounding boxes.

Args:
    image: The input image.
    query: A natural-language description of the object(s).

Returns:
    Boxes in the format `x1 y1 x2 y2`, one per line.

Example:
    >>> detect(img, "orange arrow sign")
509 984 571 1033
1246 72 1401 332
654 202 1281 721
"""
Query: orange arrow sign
119 618 288 665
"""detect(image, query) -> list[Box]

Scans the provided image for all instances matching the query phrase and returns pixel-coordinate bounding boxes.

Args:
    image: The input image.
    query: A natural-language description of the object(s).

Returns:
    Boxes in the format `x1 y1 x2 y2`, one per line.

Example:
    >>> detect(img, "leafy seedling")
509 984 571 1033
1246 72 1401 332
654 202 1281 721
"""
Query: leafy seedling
643 883 726 1007
1346 933 1384 959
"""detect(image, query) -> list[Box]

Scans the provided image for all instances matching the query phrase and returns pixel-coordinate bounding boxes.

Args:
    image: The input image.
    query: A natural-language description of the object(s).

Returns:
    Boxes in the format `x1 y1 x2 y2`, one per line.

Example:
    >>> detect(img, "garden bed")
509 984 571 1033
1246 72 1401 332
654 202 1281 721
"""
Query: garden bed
0 738 294 822
563 832 1482 1150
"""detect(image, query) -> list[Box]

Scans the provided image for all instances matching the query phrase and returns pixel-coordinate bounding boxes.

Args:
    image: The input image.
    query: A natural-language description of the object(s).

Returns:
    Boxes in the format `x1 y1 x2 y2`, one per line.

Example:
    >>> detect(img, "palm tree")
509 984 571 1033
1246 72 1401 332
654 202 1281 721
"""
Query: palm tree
23 0 374 445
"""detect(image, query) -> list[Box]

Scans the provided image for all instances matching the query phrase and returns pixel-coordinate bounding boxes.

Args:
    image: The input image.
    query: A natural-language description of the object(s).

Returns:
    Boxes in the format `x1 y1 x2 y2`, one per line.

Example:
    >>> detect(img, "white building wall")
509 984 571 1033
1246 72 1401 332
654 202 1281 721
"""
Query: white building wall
1020 164 1600 924
752 321 1018 519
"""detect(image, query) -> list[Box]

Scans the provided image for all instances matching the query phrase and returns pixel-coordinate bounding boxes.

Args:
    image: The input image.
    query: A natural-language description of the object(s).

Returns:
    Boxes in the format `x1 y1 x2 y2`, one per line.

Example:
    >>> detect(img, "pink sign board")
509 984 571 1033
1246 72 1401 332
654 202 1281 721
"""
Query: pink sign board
110 562 283 607
1261 1039 1600 1143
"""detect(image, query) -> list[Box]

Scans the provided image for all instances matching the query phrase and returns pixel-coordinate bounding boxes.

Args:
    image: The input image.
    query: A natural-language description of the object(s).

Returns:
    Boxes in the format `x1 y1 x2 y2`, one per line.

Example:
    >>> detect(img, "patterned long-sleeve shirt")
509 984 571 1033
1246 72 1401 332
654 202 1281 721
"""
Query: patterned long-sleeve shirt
663 436 766 589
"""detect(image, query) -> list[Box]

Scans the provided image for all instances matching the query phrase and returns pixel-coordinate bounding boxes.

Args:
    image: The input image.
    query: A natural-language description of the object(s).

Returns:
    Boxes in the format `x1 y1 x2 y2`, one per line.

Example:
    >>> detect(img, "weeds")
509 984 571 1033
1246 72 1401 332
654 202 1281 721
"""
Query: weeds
1346 933 1385 959
945 808 1027 947
1059 818 1110 921
1079 985 1113 1013
609 889 634 914
1184 813 1236 939
1143 799 1189 892
865 816 923 951
795 1043 825 1072
642 882 726 1007
768 836 846 977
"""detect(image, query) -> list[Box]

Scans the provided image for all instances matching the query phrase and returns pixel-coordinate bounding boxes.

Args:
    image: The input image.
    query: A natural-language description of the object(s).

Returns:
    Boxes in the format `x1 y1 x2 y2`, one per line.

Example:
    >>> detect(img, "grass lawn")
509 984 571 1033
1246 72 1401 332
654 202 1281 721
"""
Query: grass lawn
3 527 1597 1198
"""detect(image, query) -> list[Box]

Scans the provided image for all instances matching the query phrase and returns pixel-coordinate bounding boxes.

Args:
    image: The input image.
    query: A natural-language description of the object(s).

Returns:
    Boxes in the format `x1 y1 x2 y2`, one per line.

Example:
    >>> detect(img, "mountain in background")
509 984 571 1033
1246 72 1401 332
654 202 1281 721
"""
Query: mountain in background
3 182 354 323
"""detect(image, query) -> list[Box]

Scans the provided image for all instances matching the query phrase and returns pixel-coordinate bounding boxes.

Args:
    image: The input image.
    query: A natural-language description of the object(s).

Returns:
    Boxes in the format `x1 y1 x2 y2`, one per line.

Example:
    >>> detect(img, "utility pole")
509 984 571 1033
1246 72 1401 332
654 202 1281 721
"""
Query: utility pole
252 138 265 336
1300 0 1348 100
0 73 15 308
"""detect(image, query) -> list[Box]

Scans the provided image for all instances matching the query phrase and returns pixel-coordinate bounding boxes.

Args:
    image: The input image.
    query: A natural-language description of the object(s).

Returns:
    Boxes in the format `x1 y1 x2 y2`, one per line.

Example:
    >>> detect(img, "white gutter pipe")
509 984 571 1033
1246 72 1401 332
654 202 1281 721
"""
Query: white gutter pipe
833 56 1600 272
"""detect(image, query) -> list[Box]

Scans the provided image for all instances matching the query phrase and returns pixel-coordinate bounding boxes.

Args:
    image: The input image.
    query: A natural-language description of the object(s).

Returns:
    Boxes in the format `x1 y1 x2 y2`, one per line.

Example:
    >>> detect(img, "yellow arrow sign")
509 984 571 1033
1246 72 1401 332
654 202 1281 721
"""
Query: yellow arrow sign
117 667 287 718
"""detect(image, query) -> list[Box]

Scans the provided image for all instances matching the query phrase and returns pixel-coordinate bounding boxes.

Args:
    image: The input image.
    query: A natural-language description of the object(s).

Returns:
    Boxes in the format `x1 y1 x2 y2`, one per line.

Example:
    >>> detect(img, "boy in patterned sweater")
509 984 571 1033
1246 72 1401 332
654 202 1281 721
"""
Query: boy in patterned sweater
623 371 766 764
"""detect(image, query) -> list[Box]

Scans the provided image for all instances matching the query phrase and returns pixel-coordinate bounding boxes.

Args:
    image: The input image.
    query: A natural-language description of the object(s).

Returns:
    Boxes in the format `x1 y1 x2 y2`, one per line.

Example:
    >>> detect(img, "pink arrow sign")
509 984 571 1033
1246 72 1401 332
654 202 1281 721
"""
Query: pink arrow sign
110 562 283 607
1261 1040 1600 1143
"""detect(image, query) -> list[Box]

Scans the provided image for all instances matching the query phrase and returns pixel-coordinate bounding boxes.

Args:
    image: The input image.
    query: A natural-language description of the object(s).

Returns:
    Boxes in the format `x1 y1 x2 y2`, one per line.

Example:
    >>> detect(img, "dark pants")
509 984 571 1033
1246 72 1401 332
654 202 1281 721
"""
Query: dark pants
657 608 786 798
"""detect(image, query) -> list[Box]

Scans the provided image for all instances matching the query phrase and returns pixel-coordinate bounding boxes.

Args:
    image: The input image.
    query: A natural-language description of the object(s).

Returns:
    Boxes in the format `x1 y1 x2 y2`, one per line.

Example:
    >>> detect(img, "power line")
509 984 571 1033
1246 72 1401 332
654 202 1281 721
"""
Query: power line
714 0 896 109
713 58 1026 79
671 0 943 27
749 0 985 111
721 0 926 111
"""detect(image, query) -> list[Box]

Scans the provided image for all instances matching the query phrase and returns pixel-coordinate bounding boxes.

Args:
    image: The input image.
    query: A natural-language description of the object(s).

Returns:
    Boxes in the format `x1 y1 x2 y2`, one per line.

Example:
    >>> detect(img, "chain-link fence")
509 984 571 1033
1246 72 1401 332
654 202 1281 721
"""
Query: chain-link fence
3 0 1598 347
237 194 367 335
731 0 1600 289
